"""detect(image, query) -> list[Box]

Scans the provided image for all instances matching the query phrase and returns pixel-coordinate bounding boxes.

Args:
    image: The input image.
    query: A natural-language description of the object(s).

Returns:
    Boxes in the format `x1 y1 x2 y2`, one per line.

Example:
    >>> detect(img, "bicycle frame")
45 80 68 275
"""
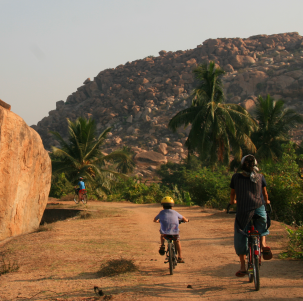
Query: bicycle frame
164 237 178 275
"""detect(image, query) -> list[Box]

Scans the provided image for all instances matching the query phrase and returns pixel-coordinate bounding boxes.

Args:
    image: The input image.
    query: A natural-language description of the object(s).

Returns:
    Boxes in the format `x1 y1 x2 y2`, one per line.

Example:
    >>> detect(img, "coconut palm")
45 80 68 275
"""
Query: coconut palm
50 117 135 194
252 94 303 161
169 61 257 165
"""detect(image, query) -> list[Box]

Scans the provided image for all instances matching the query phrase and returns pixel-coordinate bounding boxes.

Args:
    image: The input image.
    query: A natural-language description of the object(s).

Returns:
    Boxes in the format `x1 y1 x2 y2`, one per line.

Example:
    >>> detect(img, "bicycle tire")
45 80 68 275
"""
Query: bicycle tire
247 240 253 283
253 254 260 291
172 245 177 269
81 193 87 204
73 194 79 204
168 243 173 275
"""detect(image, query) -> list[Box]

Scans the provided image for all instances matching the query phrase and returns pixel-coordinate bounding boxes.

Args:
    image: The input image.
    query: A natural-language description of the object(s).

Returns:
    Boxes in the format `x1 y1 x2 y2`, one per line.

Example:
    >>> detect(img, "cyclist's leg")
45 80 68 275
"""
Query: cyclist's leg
254 205 269 248
159 234 165 255
234 222 248 273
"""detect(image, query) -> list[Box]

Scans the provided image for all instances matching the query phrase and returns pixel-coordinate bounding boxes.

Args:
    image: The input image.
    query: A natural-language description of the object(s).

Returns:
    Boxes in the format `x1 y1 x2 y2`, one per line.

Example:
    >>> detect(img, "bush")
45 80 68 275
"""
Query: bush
157 161 232 208
280 225 303 259
49 173 74 198
108 177 174 204
260 143 303 224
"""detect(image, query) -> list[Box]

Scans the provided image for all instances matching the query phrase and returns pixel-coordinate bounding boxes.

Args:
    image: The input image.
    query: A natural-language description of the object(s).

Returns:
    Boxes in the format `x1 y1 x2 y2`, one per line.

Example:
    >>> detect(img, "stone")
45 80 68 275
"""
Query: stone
113 137 122 144
56 100 64 110
241 98 256 112
0 99 11 111
126 115 133 123
126 126 135 134
158 143 168 155
224 64 234 72
173 141 183 147
0 107 51 240
135 151 167 165
230 55 256 68
83 78 91 84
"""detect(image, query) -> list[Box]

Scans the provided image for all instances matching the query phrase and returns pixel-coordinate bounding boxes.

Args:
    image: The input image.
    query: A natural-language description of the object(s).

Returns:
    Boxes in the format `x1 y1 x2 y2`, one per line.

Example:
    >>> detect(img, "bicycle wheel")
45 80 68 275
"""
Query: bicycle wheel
73 194 79 204
168 243 173 275
253 248 260 291
247 241 253 283
81 193 87 204
172 245 177 269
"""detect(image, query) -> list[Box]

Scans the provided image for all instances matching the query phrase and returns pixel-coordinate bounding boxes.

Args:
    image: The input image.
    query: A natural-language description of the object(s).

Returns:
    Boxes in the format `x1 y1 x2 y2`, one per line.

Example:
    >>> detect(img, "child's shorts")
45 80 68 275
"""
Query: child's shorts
161 233 180 241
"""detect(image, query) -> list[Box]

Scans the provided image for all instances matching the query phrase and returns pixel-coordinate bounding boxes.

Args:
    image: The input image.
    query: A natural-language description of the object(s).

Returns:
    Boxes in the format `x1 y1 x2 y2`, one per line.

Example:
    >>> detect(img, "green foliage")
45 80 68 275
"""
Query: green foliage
50 117 135 198
49 173 74 198
261 143 303 224
108 177 173 204
280 225 303 259
169 61 257 166
158 162 231 208
252 94 303 161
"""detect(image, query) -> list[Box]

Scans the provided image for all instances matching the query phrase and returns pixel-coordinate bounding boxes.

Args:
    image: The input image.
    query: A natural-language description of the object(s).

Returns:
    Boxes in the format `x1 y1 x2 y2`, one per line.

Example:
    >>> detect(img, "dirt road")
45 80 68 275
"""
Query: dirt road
0 201 302 300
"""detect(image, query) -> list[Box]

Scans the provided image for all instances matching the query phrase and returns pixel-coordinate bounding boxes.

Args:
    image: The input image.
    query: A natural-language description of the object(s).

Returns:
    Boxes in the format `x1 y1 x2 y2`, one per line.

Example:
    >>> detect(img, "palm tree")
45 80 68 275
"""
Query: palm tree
50 117 135 194
169 61 257 165
252 94 303 161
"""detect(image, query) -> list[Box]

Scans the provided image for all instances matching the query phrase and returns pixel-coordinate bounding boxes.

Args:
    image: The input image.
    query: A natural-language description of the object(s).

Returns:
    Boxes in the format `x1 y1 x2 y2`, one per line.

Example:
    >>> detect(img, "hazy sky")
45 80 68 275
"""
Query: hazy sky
0 0 302 126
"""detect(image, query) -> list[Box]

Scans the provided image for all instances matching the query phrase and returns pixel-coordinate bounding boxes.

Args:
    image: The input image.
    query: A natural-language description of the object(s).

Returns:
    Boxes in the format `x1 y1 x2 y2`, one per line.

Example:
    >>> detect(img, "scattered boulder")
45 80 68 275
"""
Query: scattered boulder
135 151 167 165
0 107 51 240
158 143 168 155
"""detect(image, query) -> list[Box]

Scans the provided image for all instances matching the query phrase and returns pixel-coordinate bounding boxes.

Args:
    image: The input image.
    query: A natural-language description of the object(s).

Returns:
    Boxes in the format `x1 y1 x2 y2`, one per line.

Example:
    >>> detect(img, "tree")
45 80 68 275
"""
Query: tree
252 94 303 161
168 61 257 165
50 117 135 195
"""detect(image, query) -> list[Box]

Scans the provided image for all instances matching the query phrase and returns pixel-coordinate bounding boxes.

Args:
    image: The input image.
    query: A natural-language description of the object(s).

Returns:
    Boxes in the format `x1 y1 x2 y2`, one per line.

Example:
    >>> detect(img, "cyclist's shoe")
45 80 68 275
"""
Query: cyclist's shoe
262 246 273 260
177 257 185 263
235 270 247 277
159 245 165 256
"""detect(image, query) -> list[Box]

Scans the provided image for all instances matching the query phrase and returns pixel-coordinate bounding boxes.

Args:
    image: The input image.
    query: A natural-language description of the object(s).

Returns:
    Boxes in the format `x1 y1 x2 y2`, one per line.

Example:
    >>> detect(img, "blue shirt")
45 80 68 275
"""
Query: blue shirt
78 181 85 190
154 209 183 235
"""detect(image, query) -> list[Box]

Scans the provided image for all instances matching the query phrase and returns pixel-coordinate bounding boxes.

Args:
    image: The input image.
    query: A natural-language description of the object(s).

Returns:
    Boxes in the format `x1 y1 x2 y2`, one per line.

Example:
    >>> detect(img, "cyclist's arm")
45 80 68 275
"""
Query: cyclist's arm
230 188 237 205
153 217 160 223
181 216 189 222
262 187 270 204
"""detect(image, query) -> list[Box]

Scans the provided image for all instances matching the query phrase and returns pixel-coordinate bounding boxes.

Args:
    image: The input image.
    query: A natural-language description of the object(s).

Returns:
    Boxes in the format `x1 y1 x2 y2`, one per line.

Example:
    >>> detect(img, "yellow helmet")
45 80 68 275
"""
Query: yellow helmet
161 196 175 206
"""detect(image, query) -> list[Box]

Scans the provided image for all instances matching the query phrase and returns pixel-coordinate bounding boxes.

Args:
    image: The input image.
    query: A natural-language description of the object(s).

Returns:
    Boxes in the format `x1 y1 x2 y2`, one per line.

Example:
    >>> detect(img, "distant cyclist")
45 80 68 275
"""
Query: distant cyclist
75 177 86 199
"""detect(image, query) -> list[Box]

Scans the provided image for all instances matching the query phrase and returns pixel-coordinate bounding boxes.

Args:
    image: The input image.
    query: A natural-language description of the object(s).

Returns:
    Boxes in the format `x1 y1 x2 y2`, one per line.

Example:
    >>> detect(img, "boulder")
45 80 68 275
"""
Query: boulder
0 99 11 111
135 151 167 165
126 115 133 123
0 107 51 241
224 64 234 72
230 55 256 68
241 98 256 112
158 143 168 155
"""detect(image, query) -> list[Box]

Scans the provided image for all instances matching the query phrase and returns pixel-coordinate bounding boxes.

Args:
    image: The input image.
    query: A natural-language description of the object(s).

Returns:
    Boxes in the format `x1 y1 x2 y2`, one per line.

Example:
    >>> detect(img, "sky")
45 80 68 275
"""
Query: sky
0 0 302 126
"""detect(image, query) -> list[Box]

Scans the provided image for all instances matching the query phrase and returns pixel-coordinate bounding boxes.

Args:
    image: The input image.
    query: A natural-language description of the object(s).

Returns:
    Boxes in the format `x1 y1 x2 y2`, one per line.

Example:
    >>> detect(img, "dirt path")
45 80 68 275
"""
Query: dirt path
0 201 302 301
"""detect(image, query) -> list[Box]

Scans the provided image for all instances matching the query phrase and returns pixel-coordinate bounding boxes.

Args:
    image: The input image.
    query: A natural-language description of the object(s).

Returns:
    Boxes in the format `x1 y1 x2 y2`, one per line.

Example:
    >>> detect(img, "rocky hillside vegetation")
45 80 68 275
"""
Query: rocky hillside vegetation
33 32 303 163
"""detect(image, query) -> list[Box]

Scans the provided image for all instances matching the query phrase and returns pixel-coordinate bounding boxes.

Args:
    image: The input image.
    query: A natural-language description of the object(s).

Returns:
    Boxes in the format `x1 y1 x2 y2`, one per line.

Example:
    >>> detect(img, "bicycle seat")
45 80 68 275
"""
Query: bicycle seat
252 214 262 220
164 235 178 241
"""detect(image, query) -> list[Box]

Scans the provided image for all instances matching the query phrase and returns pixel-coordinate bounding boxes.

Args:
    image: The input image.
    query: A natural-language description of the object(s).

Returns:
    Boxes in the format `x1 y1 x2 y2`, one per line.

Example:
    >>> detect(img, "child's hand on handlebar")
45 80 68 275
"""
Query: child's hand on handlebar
230 199 237 205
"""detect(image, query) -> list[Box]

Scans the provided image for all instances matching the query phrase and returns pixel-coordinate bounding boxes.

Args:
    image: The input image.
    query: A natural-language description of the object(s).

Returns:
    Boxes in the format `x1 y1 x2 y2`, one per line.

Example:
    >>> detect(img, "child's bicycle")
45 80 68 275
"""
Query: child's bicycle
73 188 88 204
227 203 272 291
163 220 188 275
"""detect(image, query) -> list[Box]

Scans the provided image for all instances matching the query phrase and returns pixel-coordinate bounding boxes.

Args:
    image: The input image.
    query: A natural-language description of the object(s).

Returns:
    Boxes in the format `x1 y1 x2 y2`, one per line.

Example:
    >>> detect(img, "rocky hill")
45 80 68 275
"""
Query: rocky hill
32 32 303 174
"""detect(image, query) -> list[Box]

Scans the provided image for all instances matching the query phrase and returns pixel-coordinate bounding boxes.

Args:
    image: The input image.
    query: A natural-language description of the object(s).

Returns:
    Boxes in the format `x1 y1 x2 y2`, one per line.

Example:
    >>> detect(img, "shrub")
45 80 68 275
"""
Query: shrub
0 250 19 275
97 258 137 277
280 225 303 259
260 143 303 224
49 173 74 198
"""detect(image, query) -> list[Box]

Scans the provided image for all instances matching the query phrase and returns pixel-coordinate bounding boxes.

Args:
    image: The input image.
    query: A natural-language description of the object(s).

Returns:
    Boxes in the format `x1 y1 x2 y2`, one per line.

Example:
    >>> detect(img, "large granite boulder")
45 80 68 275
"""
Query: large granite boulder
0 105 52 241
135 151 167 165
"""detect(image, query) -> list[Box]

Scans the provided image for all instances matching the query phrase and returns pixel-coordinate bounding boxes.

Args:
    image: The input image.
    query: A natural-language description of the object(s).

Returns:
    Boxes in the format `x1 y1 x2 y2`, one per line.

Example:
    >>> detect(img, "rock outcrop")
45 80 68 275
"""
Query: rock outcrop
33 32 303 158
0 106 52 241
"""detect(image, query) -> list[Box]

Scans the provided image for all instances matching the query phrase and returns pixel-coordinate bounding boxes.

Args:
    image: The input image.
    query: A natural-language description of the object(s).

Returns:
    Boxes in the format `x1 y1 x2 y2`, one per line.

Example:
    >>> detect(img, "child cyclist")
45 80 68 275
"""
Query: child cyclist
153 196 188 263
75 177 86 199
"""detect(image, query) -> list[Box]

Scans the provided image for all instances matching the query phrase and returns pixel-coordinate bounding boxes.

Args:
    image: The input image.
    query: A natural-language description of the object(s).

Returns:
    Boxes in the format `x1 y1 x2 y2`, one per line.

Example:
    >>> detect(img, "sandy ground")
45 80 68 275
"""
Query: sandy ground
0 200 302 301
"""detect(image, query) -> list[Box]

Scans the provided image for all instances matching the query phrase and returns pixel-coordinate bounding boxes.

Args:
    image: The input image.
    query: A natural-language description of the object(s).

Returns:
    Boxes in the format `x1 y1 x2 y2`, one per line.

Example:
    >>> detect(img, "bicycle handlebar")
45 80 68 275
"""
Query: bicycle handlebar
179 219 189 224
227 203 272 214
